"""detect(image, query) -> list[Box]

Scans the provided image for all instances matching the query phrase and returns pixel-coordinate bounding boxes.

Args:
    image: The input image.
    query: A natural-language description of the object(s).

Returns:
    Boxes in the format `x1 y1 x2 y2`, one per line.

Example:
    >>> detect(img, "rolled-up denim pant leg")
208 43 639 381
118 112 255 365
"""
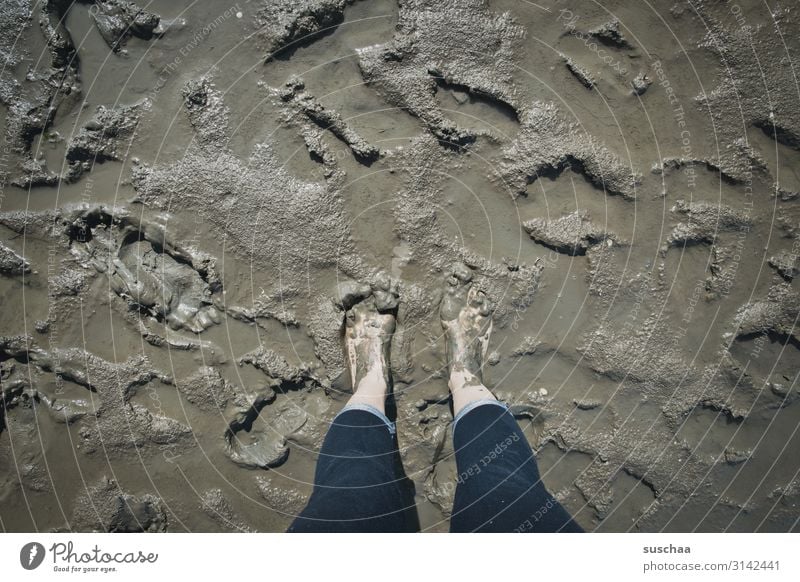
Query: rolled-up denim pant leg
449 401 584 533
288 405 411 532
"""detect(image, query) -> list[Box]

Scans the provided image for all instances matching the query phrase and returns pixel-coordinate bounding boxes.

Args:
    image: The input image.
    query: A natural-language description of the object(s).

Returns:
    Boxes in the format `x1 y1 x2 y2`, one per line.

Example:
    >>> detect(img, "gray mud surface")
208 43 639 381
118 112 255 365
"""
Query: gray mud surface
1 0 799 532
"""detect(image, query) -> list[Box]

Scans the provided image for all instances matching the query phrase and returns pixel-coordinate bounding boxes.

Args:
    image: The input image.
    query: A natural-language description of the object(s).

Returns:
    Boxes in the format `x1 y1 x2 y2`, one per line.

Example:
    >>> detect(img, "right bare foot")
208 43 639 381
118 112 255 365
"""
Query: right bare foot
343 288 397 414
345 297 395 393
440 263 493 399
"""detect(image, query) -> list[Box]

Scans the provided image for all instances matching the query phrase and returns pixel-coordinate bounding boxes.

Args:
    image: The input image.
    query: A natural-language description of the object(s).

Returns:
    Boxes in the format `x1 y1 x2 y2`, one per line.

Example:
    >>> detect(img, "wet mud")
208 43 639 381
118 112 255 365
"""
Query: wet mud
1 0 799 532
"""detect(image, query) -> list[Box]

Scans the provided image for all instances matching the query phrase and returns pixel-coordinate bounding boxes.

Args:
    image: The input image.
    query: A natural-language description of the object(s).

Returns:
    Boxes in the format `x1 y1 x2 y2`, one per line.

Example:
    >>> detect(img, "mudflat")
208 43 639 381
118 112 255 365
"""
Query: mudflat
0 0 798 532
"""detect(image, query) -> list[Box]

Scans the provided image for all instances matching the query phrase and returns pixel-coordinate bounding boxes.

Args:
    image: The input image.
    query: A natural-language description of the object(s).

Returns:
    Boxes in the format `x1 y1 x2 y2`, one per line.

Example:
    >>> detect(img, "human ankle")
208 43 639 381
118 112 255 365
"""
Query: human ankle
355 366 389 396
448 368 481 392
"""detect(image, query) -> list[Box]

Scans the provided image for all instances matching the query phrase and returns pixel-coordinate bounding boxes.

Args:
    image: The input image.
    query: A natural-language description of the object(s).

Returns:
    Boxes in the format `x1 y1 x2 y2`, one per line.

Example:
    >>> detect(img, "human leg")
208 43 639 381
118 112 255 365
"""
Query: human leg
287 407 412 532
450 402 583 532
288 297 415 532
440 264 583 532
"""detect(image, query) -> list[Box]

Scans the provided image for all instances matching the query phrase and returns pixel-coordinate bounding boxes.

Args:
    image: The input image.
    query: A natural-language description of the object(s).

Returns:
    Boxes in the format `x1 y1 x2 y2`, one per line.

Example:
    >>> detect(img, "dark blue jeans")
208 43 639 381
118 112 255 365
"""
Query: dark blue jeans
288 401 583 532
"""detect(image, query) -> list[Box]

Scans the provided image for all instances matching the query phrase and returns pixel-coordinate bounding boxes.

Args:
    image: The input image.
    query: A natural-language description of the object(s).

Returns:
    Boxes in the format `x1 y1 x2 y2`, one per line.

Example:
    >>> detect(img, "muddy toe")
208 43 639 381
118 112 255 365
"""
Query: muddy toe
441 264 473 322
372 273 400 312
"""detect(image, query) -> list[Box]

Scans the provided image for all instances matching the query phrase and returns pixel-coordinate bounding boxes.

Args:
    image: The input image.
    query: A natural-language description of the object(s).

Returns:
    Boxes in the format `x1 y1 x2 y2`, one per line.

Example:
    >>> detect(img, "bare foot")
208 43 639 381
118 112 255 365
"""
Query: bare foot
345 296 395 412
440 264 494 412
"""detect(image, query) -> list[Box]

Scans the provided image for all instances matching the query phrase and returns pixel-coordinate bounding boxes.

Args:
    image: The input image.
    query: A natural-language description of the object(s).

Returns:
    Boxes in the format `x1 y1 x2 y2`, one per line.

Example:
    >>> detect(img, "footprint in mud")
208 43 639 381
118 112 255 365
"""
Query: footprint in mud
68 206 222 333
227 348 324 469
112 238 220 333
224 391 310 470
224 389 288 469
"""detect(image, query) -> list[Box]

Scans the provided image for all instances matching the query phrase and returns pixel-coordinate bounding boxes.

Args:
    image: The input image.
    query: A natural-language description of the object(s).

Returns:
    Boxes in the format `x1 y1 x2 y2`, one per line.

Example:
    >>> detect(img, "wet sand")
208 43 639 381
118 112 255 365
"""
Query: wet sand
0 0 799 532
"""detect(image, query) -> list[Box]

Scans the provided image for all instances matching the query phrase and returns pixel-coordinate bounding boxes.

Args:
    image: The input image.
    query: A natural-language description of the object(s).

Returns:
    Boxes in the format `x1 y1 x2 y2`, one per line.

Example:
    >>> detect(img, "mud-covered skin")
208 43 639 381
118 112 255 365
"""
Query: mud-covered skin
345 296 395 390
440 263 492 385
